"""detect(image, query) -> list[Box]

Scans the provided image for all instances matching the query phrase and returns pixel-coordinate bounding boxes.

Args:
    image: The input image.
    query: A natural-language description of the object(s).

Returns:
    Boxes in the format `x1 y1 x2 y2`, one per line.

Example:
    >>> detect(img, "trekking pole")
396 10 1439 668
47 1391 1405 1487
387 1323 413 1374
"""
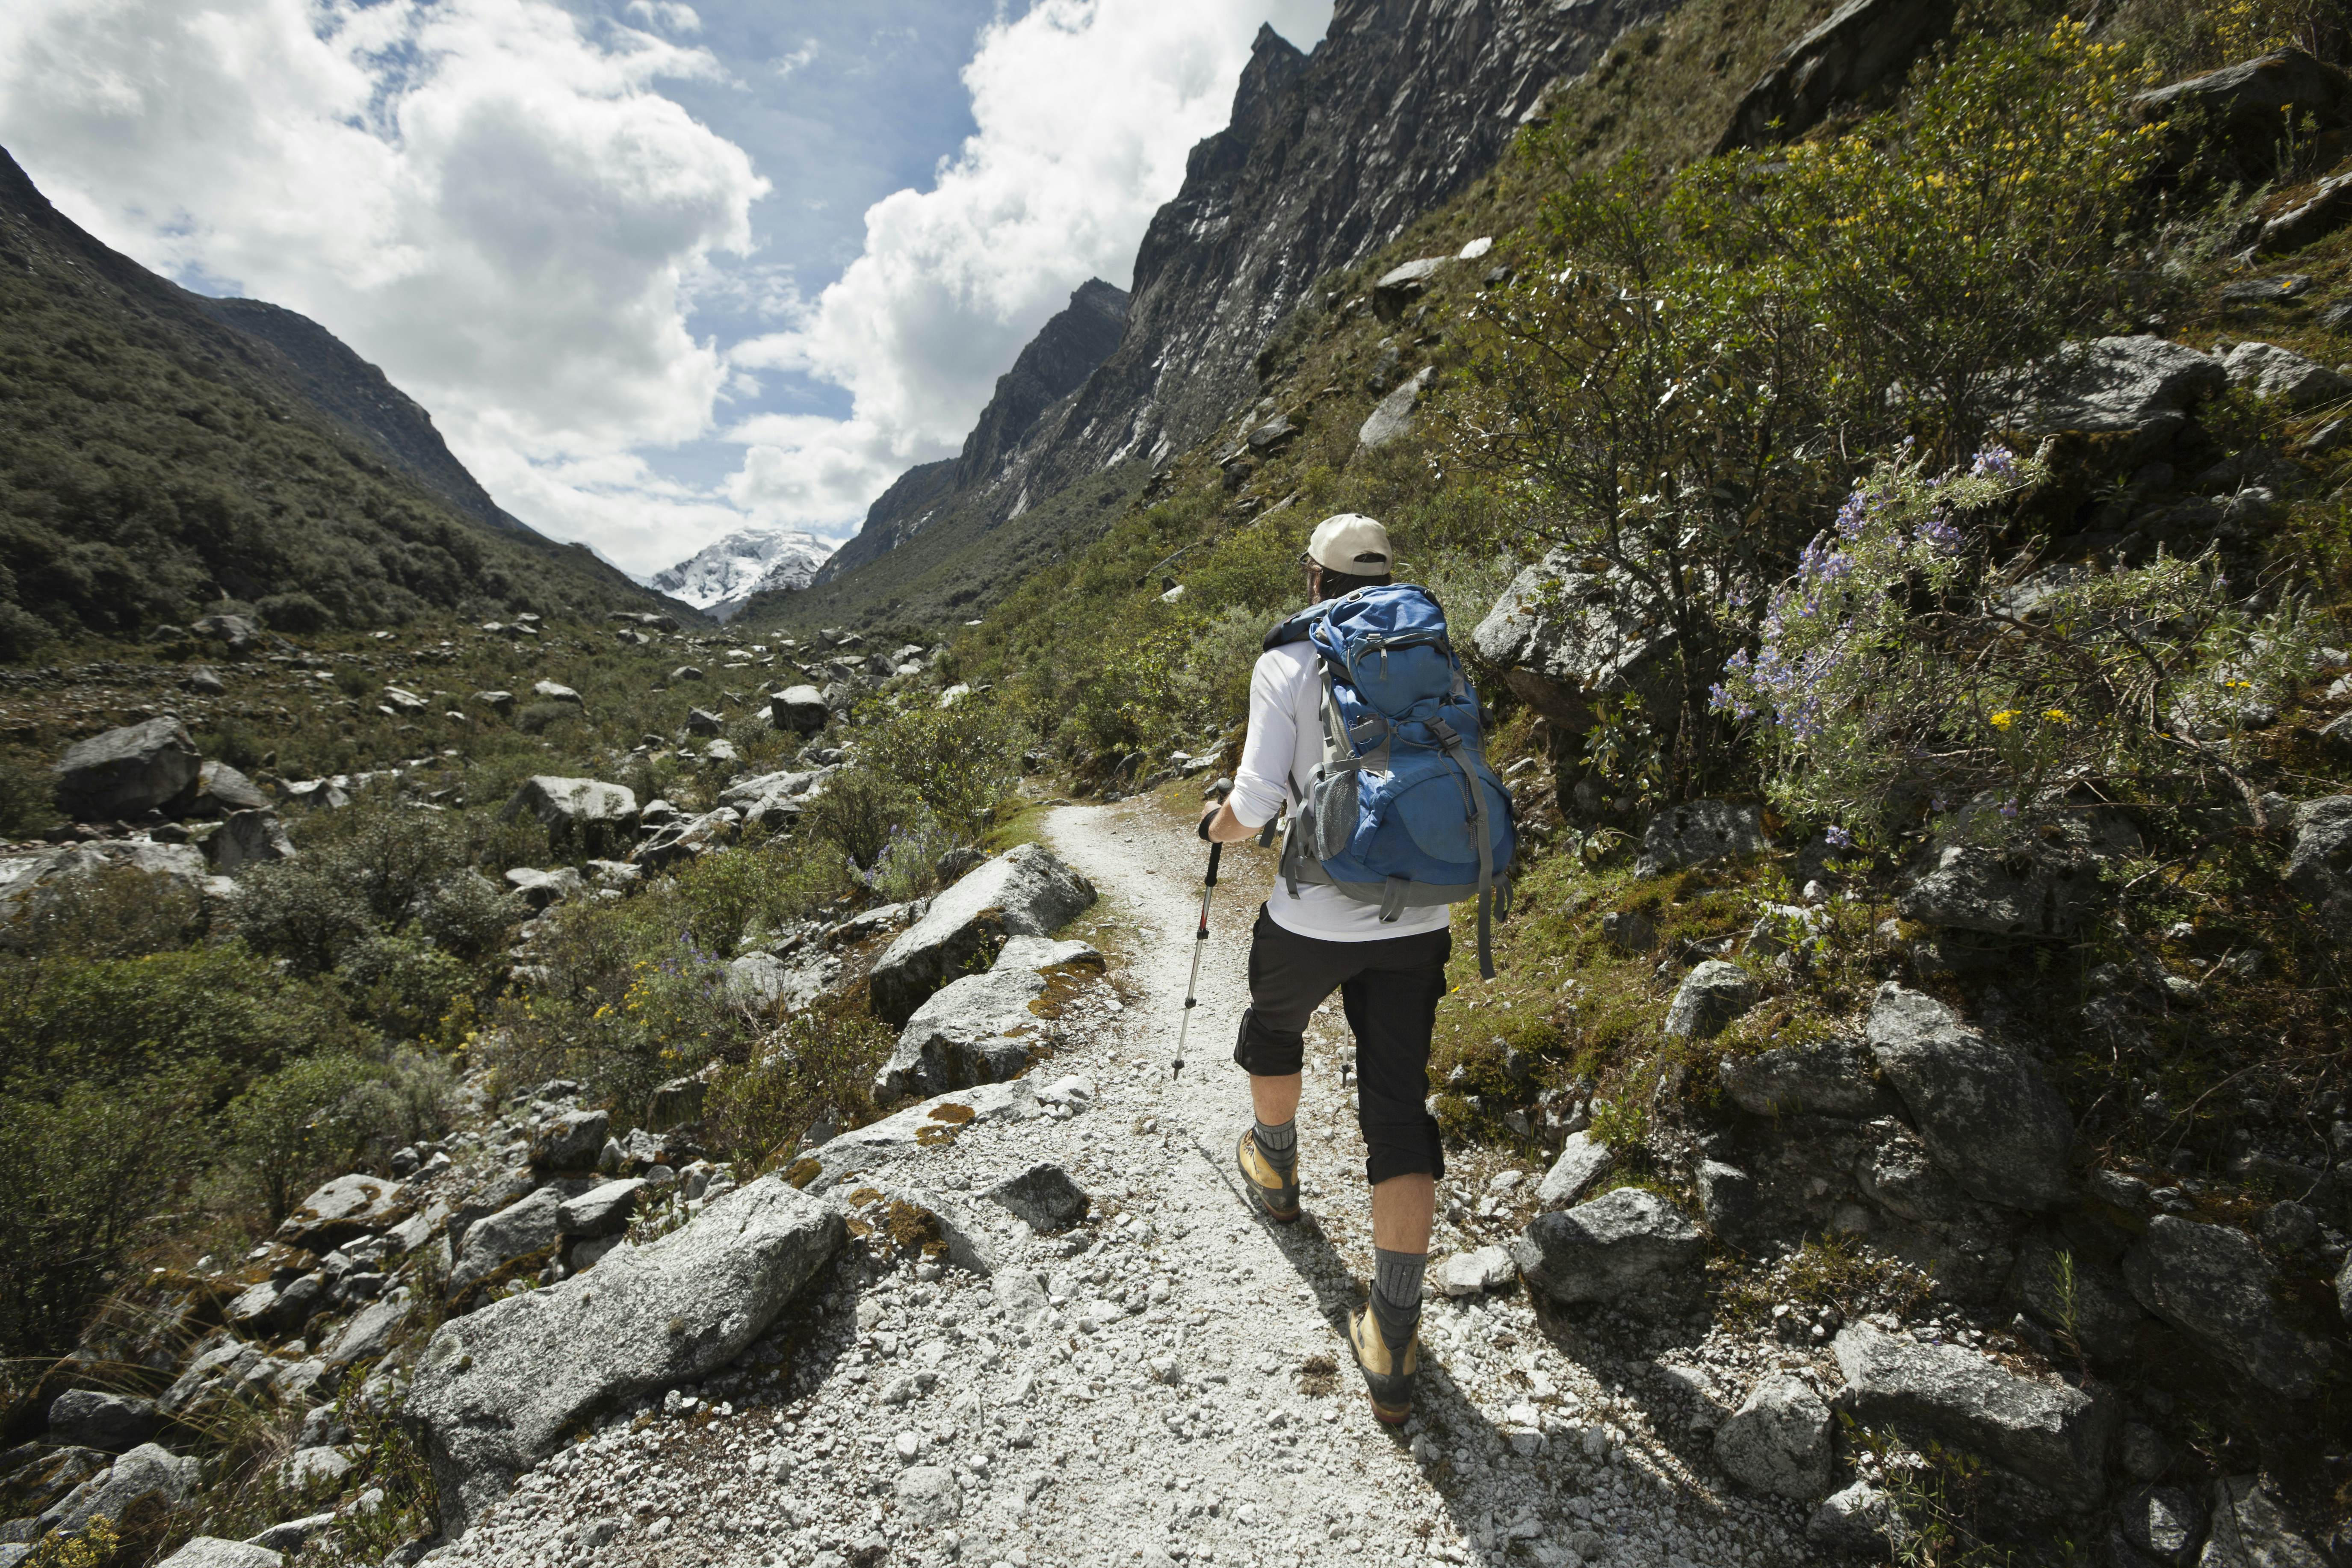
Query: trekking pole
1173 778 1235 1081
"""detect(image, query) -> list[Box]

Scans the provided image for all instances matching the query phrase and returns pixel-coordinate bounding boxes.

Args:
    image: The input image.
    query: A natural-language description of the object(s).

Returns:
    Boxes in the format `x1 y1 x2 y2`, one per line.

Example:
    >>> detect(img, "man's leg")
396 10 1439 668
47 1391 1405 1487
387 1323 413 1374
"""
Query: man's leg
1232 907 1340 1221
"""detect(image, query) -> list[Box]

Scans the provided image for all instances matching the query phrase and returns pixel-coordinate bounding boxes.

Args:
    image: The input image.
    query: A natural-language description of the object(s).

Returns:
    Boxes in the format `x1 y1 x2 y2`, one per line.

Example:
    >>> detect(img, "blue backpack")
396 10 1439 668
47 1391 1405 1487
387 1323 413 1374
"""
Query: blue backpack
1265 583 1516 977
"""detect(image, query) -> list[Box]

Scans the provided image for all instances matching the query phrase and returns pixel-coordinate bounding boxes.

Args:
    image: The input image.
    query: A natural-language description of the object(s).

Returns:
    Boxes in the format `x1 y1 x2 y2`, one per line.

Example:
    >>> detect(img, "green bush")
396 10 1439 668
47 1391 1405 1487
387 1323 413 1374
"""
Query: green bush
802 770 913 872
258 592 332 634
859 700 1026 841
707 1004 898 1170
2 862 201 960
343 931 475 1042
0 751 59 837
415 868 520 960
670 838 847 956
220 1053 390 1224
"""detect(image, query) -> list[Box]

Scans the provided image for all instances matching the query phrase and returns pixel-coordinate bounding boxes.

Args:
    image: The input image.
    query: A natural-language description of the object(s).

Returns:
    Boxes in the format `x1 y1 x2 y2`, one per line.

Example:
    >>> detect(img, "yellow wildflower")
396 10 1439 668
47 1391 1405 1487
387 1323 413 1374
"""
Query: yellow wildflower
1989 709 2019 730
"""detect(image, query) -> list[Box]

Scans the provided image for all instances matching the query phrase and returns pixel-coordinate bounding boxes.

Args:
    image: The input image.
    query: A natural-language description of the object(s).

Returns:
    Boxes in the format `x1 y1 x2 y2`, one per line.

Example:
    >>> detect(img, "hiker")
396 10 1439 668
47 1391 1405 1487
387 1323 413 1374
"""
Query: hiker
1195 512 1512 1425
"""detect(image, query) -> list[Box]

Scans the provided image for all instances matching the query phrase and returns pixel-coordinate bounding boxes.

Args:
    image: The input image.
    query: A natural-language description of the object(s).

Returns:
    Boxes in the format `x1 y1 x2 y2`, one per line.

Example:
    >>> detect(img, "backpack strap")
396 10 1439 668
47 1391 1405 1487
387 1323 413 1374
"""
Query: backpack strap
1430 716 1498 981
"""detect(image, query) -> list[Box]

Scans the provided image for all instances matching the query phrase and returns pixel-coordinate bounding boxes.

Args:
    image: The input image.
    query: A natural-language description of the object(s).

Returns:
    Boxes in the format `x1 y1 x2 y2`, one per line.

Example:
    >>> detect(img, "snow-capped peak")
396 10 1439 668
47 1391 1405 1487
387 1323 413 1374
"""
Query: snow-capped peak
640 529 832 623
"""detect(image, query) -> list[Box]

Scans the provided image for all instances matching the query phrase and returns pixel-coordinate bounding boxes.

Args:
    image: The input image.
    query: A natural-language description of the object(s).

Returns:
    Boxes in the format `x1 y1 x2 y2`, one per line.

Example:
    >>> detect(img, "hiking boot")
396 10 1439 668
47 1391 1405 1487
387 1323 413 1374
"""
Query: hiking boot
1349 1305 1418 1425
1235 1128 1300 1223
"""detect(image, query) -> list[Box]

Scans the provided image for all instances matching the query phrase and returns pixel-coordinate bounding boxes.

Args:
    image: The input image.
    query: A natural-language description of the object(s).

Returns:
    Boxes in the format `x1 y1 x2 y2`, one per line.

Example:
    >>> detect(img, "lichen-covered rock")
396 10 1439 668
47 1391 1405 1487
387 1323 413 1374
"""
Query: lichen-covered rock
2223 341 2352 409
2285 796 2352 941
2200 1474 2328 1568
406 1177 842 1534
1356 366 1434 450
1808 1480 1909 1553
38 1442 199 1537
1511 1189 1704 1308
1720 1037 1897 1119
1865 983 2073 1211
445 1187 564 1299
1635 800 1770 878
1470 554 1681 739
2122 1217 2331 1398
868 846 1096 1026
44 1391 158 1454
1715 1374 1832 1497
2114 1484 2204 1568
529 1109 609 1172
1536 1132 1610 1211
1897 799 2136 940
277 1173 412 1251
1997 336 2225 456
1663 960 1758 1039
875 937 1102 1102
2130 47 2352 180
1716 0 1954 153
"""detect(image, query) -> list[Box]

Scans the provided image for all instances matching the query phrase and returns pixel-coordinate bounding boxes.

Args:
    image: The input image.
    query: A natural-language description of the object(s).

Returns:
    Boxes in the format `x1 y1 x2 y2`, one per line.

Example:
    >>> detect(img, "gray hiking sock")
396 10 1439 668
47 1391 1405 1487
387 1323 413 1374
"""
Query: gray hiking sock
1371 1247 1426 1353
1252 1117 1298 1173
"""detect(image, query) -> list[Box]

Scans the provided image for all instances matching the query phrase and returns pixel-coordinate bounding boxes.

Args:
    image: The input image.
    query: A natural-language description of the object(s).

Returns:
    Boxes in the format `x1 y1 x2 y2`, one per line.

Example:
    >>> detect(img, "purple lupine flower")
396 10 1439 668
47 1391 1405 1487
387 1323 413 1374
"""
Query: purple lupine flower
1824 825 1853 848
1914 513 1966 555
1968 445 2018 481
1999 799 2020 820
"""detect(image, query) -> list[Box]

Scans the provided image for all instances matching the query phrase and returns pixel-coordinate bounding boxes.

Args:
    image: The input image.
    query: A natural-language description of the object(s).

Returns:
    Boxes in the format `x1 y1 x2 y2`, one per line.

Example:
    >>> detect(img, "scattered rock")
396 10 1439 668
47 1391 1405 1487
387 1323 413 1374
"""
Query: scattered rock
2256 170 2352 255
2202 1474 2328 1568
1536 1132 1610 1210
1720 1037 1897 1119
530 1110 610 1172
2222 340 2352 408
1433 1246 1516 1298
1470 554 1679 739
322 1288 411 1370
2122 1216 2331 1397
446 1187 564 1299
1372 257 1450 317
1715 0 1954 153
1664 959 1758 1039
867 845 1097 1026
559 1179 647 1240
501 777 638 856
1807 1480 1909 1553
985 1163 1090 1234
1865 983 2073 1211
39 1442 199 1537
531 681 584 708
1897 799 2135 940
685 707 724 737
192 760 271 816
53 718 202 821
244 1516 334 1553
1695 1161 1760 1249
158 1540 283 1568
474 690 516 718
406 1176 844 1533
277 1173 412 1251
1512 1189 1705 1308
1832 1323 2115 1506
2130 48 2352 180
210 809 296 874
2284 796 2352 940
1357 366 1434 451
504 867 582 912
1714 1374 1833 1497
2115 1484 2204 1568
2007 1230 2145 1363
794 1082 1040 1193
892 1465 961 1527
873 938 1101 1102
1635 800 1770 878
44 1391 158 1454
1998 335 2225 452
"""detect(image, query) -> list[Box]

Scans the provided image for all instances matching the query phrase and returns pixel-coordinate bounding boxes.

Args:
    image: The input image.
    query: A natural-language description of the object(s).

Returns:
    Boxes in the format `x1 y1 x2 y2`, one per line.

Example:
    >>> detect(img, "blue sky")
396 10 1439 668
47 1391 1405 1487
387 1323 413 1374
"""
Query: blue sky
0 0 1331 575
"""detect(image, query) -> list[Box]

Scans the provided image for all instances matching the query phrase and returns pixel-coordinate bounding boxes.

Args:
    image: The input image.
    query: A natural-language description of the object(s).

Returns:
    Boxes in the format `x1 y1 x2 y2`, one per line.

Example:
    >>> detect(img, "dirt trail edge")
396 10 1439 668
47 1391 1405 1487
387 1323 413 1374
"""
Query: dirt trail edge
429 800 1805 1568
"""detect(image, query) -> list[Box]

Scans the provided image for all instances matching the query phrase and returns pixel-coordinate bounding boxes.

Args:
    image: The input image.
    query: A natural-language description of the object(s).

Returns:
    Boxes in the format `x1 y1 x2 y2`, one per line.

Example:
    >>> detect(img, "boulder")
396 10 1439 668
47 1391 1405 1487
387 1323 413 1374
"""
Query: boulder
2122 1217 2330 1398
874 938 1101 1102
446 1187 564 1299
158 1538 282 1568
1433 1246 1516 1298
321 1288 411 1370
530 1109 609 1172
1997 336 2226 452
558 1179 646 1240
1832 1323 2114 1507
0 842 216 932
632 806 740 871
2222 341 2352 409
1808 1481 1909 1553
210 810 295 874
1714 1374 1833 1497
1636 800 1770 878
277 1173 411 1251
985 1162 1091 1234
2256 170 2352 255
2284 796 2352 939
406 1176 843 1533
1695 1160 1760 1248
1372 257 1450 317
1714 0 1954 153
501 777 638 856
1663 960 1758 1039
1470 554 1680 739
53 718 202 821
1511 1189 1705 1307
192 760 270 816
531 680 583 707
45 1391 158 1453
795 1081 1042 1194
1897 799 2135 940
245 1517 333 1553
504 867 582 912
192 613 260 651
39 1442 199 1536
1719 1037 1897 1119
2130 48 2352 179
1865 983 2073 1211
474 690 516 718
685 707 725 737
1357 366 1435 451
867 845 1096 1026
2201 1474 2327 1568
381 687 428 715
1536 1132 1610 1210
670 665 703 684
2116 1485 2204 1568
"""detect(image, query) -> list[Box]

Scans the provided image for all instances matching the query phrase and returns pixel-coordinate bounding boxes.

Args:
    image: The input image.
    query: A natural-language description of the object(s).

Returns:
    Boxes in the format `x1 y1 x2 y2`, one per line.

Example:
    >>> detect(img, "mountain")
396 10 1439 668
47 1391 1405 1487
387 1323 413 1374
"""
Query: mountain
642 527 833 623
0 145 682 653
745 0 1677 637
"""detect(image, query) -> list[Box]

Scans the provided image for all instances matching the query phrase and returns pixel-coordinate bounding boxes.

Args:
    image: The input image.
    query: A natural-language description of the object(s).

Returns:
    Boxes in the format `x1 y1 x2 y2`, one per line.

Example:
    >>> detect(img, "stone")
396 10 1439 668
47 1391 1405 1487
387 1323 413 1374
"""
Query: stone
39 1442 199 1536
183 666 228 697
874 939 1103 1102
192 613 260 650
795 1081 1040 1193
2257 171 2352 255
2284 797 2352 939
1714 1374 1832 1497
446 1187 565 1299
2201 1474 2327 1568
407 1175 843 1534
1832 1323 2115 1506
1997 336 2226 451
1720 1037 1897 1119
530 1109 609 1172
192 760 270 816
893 1466 961 1527
1897 799 2135 939
1247 415 1298 452
1715 0 1954 152
1807 1480 1909 1553
1372 257 1450 317
2338 1253 2351 1325
381 686 428 715
2130 48 2352 180
632 806 741 871
278 1173 411 1251
281 1446 351 1490
1663 960 1758 1039
558 1179 646 1239
685 707 724 737
209 809 295 874
502 866 582 912
2117 1485 2204 1568
770 687 829 735
1433 1246 1516 1298
245 1516 333 1553
1471 554 1680 739
322 1288 411 1370
1865 983 2073 1211
45 1391 158 1453
867 844 1097 1026
1696 1161 1760 1248
2007 1231 2145 1363
1636 800 1770 878
474 690 516 717
2122 1217 2330 1398
1356 365 1434 451
1599 909 1656 954
1536 1133 1610 1211
1512 1189 1705 1308
2222 341 2352 409
986 1163 1090 1234
53 718 202 821
531 680 583 707
158 1540 283 1568
501 777 638 856
279 778 349 811
670 665 704 684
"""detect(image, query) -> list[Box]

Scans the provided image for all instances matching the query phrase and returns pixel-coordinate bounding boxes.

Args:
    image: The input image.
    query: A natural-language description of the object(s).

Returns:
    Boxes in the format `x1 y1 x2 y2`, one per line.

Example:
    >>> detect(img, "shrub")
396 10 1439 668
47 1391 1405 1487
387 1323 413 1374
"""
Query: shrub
2 862 202 959
232 803 482 973
859 702 1025 841
414 868 520 960
258 592 332 634
220 1054 390 1224
0 751 59 836
803 770 914 872
342 931 475 1042
514 701 579 736
670 839 847 956
707 1004 897 1170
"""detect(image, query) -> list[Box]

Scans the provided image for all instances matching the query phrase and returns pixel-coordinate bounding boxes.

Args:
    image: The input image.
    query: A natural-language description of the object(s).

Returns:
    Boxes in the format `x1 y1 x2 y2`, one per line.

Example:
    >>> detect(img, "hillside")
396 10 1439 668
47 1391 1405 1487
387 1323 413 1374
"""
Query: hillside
0 147 687 656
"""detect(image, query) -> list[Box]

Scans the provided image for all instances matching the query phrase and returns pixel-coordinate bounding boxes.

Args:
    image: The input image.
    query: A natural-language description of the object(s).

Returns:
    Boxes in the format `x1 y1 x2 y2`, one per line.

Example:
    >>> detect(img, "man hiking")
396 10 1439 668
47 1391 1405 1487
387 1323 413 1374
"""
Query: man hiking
1195 511 1498 1426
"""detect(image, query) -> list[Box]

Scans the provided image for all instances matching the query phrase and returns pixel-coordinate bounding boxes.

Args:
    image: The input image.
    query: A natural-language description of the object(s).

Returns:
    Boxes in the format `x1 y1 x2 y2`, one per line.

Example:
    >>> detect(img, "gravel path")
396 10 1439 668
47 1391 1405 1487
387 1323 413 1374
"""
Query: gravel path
430 799 1806 1568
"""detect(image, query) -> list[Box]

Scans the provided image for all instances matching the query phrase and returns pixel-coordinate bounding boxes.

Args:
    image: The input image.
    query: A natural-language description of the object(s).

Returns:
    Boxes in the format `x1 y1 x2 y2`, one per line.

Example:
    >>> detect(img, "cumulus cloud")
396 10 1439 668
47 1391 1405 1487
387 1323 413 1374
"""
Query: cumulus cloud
723 0 1332 529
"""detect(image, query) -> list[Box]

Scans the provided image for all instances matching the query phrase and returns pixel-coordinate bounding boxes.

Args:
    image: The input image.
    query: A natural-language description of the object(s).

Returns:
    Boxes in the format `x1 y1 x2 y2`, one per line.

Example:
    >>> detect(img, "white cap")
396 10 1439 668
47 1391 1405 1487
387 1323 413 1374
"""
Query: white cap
1305 513 1392 576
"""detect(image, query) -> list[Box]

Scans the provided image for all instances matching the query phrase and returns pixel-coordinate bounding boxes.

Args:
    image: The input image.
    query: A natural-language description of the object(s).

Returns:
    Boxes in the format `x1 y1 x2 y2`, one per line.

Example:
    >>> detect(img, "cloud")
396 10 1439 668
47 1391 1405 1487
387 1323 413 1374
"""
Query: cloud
626 1 703 34
723 0 1333 528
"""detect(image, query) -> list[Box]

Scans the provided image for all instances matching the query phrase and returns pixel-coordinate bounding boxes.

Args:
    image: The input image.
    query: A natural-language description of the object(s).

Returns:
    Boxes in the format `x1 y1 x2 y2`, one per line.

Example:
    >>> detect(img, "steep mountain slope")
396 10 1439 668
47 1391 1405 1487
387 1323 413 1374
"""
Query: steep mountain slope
0 145 679 651
643 527 832 622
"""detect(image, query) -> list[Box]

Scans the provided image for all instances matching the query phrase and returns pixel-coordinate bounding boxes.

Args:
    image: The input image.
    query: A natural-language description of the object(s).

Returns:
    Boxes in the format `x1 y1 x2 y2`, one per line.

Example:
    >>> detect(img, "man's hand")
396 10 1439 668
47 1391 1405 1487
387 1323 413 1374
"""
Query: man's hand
1199 800 1252 843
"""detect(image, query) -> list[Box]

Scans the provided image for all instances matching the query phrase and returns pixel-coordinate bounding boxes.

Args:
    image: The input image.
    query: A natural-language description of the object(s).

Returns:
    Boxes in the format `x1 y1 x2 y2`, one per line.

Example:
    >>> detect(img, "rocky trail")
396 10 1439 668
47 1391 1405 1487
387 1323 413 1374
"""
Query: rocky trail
428 797 1807 1568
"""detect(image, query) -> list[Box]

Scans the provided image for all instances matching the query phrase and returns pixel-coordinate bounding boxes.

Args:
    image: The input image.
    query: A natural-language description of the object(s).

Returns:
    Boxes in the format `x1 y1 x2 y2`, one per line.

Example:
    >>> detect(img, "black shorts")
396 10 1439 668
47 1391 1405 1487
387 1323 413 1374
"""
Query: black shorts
1232 904 1451 1186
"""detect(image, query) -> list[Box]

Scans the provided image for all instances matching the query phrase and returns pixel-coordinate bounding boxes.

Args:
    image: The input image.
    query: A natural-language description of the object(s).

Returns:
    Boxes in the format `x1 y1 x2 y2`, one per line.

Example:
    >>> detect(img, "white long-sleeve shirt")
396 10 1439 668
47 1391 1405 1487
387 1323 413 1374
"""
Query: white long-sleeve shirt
1229 640 1452 942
